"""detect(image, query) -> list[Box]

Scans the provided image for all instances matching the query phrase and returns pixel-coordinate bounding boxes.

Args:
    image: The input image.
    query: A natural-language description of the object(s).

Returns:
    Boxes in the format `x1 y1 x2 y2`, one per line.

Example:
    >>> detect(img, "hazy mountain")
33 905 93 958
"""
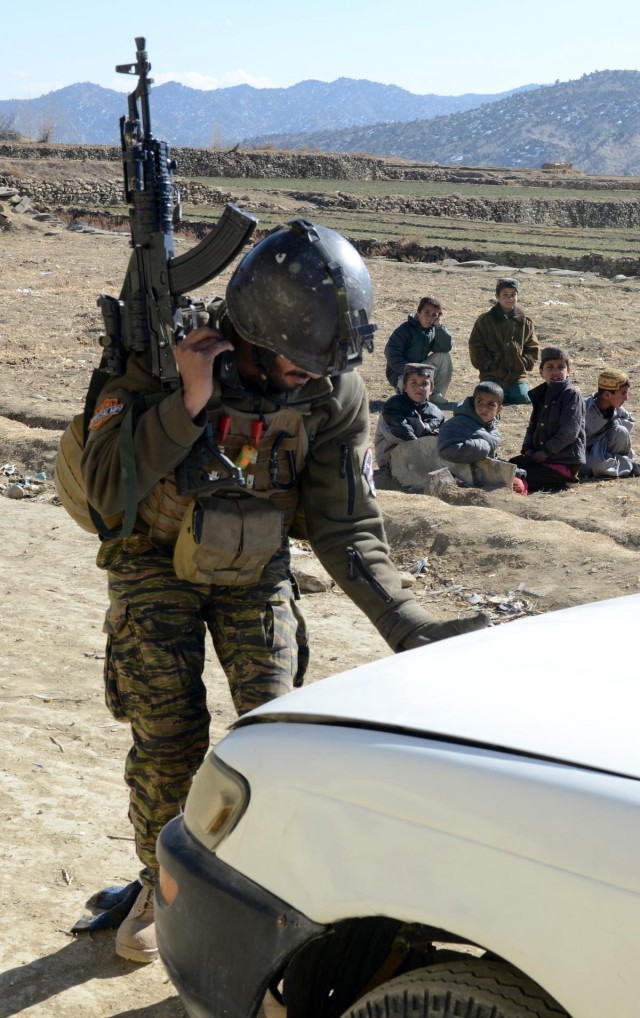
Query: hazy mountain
244 70 640 175
0 78 535 147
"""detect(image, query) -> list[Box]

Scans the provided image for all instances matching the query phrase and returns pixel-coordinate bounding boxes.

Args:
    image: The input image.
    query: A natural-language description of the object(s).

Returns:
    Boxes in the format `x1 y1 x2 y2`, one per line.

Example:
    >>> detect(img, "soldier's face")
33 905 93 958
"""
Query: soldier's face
268 355 321 391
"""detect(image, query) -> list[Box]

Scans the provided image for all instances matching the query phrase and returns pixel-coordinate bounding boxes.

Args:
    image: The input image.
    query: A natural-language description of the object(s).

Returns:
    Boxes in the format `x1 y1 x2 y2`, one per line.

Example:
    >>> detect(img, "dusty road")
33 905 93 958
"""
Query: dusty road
1 212 640 1015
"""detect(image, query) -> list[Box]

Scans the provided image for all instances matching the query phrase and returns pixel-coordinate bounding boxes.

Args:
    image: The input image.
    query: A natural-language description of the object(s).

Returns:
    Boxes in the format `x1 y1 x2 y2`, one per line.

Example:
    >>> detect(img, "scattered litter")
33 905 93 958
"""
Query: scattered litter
31 691 67 701
83 650 105 659
409 557 428 575
1 468 49 500
542 300 568 305
465 593 486 605
50 736 64 753
62 869 73 886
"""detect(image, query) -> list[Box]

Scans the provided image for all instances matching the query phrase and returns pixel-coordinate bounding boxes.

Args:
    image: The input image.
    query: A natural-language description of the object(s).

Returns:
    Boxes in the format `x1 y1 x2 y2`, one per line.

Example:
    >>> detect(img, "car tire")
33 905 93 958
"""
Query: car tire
340 958 569 1017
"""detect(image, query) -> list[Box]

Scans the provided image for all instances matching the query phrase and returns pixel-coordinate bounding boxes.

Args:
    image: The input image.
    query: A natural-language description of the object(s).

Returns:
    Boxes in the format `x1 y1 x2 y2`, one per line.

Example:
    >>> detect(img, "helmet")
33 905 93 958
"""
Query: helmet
225 219 376 376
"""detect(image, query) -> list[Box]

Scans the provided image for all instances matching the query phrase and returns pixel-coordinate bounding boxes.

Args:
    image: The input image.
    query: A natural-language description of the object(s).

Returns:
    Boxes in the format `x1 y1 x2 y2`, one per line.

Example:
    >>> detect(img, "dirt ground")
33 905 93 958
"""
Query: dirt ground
2 207 640 1017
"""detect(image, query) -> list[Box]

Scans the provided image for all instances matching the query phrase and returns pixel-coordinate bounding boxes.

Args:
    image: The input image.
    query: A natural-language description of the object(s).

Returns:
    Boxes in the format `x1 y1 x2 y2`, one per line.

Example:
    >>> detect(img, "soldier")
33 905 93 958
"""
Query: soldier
81 220 489 963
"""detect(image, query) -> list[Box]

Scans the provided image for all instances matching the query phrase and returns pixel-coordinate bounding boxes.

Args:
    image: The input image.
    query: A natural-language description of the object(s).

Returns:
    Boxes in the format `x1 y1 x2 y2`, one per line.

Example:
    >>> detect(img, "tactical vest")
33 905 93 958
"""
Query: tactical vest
145 403 310 586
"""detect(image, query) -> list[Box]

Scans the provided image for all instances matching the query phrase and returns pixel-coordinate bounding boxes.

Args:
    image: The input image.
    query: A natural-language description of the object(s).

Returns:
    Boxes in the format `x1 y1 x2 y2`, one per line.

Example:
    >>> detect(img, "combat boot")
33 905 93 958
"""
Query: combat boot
400 611 491 650
115 883 158 963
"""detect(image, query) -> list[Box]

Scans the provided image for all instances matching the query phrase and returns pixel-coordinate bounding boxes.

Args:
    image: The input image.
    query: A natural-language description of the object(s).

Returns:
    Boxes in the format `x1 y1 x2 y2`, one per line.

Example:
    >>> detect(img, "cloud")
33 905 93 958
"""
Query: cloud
152 69 277 90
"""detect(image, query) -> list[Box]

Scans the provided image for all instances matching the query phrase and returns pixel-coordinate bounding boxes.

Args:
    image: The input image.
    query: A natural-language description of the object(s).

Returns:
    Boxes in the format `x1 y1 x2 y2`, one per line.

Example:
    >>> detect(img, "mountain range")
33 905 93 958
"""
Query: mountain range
246 70 640 175
0 78 534 148
2 70 640 174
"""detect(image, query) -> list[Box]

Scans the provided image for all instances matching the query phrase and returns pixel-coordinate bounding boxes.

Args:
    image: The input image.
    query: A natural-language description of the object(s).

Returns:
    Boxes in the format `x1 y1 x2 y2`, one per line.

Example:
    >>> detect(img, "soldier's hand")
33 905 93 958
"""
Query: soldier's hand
397 612 490 650
175 327 233 419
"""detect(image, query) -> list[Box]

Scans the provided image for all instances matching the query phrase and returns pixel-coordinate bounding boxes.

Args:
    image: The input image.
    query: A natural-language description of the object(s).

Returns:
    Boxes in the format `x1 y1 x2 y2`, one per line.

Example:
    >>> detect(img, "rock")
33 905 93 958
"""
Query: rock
391 437 474 487
430 532 450 555
398 572 416 588
612 275 628 282
546 268 583 277
291 556 335 593
424 467 458 498
12 196 32 214
5 483 26 499
471 459 516 488
457 260 495 269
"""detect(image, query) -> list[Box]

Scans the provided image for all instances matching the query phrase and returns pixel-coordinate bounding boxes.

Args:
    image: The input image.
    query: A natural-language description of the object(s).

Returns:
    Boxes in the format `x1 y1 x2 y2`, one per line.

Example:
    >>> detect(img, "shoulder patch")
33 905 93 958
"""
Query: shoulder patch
89 397 126 431
362 447 377 497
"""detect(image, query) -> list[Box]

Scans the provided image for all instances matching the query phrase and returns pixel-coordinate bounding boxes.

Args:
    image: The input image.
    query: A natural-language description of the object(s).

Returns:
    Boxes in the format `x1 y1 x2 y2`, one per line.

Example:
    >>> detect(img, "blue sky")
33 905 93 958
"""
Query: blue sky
2 0 640 100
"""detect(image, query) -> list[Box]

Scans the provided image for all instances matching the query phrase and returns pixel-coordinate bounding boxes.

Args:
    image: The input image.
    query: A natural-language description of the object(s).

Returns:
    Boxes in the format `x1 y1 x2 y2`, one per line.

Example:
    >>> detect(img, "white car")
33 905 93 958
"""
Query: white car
155 594 640 1018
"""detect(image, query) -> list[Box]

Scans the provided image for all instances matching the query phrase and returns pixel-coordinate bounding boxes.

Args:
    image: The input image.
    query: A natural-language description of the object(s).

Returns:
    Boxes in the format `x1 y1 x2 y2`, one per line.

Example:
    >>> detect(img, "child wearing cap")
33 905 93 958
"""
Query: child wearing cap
468 278 539 404
510 347 585 492
374 363 445 471
582 368 640 478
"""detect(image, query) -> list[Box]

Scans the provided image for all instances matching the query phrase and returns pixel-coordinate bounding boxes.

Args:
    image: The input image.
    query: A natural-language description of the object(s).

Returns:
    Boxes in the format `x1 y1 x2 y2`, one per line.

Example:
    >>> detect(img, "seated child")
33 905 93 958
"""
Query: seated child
374 363 444 471
437 382 504 464
437 382 527 493
581 367 640 478
510 346 585 492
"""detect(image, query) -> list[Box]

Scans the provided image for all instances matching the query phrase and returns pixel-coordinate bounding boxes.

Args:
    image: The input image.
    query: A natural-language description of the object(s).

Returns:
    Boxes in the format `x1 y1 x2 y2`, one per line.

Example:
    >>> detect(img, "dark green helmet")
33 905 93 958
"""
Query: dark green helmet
225 219 376 376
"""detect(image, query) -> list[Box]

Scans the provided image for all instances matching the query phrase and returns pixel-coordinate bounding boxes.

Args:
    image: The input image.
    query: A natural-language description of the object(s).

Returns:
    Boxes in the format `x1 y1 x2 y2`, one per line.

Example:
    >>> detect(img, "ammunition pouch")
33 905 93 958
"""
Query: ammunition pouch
173 494 284 586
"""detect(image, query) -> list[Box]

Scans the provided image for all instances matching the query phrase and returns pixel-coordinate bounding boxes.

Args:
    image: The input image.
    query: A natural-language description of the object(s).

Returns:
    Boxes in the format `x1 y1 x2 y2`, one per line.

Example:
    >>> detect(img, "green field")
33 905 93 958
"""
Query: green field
182 177 640 271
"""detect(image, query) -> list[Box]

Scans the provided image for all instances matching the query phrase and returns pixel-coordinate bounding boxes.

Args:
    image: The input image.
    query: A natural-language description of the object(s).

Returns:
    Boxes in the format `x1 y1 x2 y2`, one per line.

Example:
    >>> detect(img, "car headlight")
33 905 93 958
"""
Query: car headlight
183 751 250 852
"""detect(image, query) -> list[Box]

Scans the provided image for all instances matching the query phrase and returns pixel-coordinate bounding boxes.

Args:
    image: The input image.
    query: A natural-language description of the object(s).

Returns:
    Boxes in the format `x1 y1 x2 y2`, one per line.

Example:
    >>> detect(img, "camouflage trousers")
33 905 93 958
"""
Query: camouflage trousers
97 533 309 884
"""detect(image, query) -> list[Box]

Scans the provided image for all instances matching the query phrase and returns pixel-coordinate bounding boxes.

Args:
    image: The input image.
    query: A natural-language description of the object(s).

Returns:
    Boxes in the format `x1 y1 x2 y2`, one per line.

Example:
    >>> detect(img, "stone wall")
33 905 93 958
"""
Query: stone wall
0 143 385 180
2 168 640 231
297 190 640 229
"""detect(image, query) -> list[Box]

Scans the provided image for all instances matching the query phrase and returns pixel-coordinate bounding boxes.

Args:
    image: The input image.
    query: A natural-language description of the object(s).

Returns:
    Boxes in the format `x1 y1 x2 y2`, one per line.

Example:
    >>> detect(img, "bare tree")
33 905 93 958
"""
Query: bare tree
36 98 62 144
0 111 20 141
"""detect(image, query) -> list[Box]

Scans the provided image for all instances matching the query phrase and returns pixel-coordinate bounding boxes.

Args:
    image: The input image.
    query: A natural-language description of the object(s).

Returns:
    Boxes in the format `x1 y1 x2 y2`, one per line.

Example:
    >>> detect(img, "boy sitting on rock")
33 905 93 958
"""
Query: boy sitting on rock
437 382 504 465
437 382 527 492
374 363 444 471
581 367 640 479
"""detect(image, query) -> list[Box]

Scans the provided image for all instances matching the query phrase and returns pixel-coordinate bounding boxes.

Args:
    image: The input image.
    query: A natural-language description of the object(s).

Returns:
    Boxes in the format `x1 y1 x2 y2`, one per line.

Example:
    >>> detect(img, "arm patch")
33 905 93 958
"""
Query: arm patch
363 447 377 496
89 397 126 431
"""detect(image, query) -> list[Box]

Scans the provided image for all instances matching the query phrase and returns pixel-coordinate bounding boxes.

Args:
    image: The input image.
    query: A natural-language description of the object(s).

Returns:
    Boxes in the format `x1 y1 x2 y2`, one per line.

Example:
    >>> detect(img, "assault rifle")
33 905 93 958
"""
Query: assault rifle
97 36 257 385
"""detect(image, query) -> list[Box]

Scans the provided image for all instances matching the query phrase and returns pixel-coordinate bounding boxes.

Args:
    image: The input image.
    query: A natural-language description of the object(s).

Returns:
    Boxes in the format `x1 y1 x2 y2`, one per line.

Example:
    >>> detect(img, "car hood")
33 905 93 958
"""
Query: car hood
238 594 640 780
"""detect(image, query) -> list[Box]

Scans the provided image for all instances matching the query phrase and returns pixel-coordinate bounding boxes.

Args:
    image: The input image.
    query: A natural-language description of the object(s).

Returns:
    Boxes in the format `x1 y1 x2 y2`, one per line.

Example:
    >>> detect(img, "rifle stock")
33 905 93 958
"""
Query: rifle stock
98 37 256 384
